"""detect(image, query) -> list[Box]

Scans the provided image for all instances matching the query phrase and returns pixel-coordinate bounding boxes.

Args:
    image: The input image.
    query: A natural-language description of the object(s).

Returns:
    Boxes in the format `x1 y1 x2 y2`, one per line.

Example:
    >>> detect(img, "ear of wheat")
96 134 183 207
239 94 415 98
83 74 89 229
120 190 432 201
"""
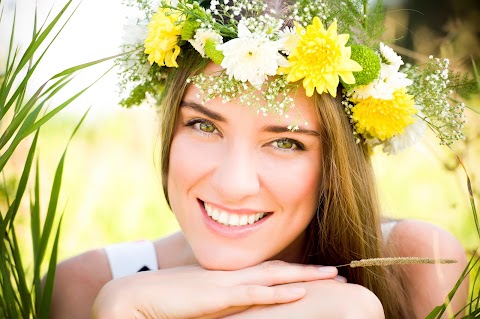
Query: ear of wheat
337 257 458 268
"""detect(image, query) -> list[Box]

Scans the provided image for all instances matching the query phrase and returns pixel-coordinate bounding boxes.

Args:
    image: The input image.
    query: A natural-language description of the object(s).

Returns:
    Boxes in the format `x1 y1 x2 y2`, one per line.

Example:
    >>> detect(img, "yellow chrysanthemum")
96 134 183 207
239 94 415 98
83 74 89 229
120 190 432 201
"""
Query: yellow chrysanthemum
144 8 184 67
351 89 417 140
282 18 362 97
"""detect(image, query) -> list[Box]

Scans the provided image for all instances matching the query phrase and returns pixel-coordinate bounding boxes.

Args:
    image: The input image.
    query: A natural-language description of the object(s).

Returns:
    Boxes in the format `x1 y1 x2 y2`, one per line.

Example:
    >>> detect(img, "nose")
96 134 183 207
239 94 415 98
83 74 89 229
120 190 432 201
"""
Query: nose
211 143 260 202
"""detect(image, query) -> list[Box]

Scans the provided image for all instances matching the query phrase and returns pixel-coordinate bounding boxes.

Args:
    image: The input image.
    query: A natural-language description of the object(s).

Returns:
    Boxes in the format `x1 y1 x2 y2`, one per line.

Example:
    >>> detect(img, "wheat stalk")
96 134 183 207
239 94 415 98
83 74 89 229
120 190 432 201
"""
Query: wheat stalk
337 257 458 268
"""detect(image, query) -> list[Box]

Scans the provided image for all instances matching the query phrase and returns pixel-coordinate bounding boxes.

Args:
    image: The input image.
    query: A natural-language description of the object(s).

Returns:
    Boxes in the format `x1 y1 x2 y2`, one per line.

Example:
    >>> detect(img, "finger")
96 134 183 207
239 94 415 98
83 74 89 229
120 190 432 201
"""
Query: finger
334 275 347 283
224 285 306 307
231 260 338 286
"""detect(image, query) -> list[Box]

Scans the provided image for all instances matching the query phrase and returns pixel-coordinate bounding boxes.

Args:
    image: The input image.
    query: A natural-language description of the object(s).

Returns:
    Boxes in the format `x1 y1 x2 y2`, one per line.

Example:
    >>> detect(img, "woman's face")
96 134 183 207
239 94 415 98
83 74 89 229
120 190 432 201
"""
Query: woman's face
167 63 323 270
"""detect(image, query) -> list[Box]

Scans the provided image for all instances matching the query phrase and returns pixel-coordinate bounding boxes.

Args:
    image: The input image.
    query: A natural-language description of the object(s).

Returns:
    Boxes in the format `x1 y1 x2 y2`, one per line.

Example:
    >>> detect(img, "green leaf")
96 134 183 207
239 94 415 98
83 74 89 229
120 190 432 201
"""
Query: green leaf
0 1 76 118
34 107 90 277
9 225 33 318
21 66 112 139
0 82 45 150
38 214 63 319
426 251 479 318
0 131 39 233
34 152 65 274
31 159 41 302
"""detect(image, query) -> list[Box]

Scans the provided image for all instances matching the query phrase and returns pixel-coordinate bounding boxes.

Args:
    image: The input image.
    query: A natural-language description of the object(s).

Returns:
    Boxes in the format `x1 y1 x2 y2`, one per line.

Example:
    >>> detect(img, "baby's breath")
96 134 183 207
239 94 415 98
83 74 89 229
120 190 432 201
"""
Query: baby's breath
190 73 304 129
242 15 284 39
292 0 331 26
405 57 466 146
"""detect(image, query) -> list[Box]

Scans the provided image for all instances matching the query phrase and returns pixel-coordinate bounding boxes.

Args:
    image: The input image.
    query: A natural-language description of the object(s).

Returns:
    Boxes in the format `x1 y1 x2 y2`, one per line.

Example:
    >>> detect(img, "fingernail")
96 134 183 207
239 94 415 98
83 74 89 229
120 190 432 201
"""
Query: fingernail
334 275 347 283
288 288 306 296
319 266 337 273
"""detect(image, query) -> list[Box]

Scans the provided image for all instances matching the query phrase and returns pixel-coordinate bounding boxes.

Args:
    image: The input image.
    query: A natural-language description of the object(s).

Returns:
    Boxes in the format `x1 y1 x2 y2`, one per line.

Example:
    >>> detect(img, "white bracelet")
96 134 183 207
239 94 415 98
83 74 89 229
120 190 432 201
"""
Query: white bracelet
104 240 159 279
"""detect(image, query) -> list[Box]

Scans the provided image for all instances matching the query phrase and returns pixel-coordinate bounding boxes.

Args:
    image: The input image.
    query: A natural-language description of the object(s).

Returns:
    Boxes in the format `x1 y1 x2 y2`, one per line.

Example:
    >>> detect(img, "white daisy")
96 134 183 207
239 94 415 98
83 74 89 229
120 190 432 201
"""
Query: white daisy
349 62 413 100
217 21 288 87
278 26 299 55
382 116 426 155
379 42 403 68
189 29 223 57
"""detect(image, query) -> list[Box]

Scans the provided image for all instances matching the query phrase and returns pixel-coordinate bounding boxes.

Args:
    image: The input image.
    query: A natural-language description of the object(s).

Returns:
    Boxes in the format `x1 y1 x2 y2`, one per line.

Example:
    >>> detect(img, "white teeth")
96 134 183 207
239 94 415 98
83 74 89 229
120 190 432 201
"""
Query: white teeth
212 209 220 221
239 215 248 226
218 211 228 225
229 214 240 226
203 202 266 227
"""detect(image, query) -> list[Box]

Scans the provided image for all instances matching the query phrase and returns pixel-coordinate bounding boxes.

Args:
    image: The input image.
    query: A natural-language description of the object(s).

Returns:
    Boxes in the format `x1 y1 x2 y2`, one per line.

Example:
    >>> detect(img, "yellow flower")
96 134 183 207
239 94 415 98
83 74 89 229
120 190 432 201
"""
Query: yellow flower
350 89 417 140
144 7 184 67
282 18 362 97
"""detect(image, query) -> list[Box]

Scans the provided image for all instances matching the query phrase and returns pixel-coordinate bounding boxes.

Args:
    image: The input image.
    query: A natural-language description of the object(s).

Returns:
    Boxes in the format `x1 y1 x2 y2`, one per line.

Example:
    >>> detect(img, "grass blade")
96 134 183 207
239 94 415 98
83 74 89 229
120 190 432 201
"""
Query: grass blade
50 51 125 80
425 251 479 318
0 130 39 233
34 150 65 276
21 66 112 138
34 106 90 270
0 79 46 150
38 214 63 319
31 159 41 302
9 225 33 317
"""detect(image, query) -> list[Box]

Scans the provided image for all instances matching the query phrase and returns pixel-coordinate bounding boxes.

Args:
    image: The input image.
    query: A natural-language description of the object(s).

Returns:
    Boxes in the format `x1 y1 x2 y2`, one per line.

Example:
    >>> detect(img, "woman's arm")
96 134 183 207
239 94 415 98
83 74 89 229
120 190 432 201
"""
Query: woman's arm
50 252 339 319
50 249 112 319
91 261 339 319
221 280 385 319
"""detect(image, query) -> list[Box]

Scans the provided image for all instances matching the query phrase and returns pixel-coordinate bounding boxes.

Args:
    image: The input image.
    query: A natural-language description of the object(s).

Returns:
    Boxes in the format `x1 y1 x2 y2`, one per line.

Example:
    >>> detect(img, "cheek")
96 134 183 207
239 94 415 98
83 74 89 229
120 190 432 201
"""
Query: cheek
167 133 220 206
260 153 322 210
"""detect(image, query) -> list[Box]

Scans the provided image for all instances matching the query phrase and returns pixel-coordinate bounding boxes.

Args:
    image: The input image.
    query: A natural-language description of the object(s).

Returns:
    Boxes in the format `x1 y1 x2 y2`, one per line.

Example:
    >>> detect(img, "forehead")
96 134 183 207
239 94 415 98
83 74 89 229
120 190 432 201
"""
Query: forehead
184 63 320 130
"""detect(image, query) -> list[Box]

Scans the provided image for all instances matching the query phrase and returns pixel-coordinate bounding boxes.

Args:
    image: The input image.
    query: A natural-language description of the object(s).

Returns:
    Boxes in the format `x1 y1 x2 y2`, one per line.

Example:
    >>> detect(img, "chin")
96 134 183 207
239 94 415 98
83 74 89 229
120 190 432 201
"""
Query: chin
195 250 264 271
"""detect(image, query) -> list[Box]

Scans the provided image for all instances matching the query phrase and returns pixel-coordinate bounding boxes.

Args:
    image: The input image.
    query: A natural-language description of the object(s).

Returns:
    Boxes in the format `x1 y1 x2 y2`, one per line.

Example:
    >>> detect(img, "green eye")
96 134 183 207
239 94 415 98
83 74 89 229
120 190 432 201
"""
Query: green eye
276 138 294 149
199 121 216 133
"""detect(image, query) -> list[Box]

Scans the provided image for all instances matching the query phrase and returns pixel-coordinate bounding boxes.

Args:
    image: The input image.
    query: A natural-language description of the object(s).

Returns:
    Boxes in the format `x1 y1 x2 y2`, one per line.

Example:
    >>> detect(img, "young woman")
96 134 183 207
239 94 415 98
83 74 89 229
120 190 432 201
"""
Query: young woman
49 0 469 318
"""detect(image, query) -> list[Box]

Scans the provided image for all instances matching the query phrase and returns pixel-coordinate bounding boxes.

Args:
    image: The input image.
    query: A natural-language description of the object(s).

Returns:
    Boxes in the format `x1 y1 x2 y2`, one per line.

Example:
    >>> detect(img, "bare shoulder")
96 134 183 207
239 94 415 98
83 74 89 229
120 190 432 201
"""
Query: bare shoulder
387 219 466 260
387 219 468 318
50 248 112 319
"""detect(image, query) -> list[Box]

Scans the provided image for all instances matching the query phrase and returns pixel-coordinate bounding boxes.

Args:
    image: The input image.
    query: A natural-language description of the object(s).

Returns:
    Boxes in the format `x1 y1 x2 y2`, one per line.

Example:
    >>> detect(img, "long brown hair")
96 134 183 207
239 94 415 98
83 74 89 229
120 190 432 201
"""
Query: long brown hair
305 92 414 318
158 47 413 318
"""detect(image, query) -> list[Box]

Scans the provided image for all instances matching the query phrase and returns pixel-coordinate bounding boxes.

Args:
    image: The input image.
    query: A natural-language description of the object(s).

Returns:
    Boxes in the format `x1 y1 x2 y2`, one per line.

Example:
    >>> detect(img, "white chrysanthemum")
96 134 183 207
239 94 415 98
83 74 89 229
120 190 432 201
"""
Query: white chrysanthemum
382 116 426 154
278 26 299 55
349 62 413 100
189 29 223 57
150 0 161 9
379 42 403 68
217 21 288 87
122 17 148 47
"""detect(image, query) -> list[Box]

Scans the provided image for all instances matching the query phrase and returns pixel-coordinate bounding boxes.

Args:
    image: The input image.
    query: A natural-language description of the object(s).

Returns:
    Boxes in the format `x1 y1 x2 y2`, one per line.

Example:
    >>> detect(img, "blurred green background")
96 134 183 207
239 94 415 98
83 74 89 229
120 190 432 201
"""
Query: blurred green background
1 0 479 265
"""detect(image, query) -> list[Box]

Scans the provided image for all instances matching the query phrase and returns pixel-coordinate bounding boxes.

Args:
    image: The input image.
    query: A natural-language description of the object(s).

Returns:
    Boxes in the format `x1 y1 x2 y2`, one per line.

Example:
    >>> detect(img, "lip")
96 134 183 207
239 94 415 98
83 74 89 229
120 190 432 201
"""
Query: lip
198 199 271 238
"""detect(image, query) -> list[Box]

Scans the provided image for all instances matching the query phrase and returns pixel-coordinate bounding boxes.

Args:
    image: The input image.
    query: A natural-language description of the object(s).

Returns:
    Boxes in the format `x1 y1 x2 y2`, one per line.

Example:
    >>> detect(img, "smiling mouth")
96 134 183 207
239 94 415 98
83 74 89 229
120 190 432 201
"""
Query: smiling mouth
202 201 268 227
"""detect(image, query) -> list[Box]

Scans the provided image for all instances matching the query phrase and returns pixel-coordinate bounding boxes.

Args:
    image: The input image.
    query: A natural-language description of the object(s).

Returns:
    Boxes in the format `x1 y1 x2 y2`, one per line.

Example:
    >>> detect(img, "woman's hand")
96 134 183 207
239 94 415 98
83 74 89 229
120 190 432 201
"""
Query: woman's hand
222 280 385 319
92 260 339 319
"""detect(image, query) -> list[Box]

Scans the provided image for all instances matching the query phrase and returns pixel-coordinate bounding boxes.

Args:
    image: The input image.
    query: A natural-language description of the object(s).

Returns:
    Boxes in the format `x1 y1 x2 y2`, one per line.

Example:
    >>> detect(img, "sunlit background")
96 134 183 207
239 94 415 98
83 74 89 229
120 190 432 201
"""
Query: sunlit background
1 0 479 264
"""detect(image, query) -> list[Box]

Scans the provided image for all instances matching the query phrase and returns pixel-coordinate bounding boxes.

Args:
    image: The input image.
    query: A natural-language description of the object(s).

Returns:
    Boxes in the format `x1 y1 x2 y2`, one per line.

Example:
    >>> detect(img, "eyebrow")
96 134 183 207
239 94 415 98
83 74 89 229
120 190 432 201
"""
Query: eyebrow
180 100 321 137
180 100 226 122
263 125 322 137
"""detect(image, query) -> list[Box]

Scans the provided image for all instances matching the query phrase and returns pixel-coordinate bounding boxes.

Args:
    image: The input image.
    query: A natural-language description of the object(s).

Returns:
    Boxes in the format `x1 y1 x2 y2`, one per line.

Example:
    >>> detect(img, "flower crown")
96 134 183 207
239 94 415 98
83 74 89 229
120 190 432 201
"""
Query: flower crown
118 0 472 154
